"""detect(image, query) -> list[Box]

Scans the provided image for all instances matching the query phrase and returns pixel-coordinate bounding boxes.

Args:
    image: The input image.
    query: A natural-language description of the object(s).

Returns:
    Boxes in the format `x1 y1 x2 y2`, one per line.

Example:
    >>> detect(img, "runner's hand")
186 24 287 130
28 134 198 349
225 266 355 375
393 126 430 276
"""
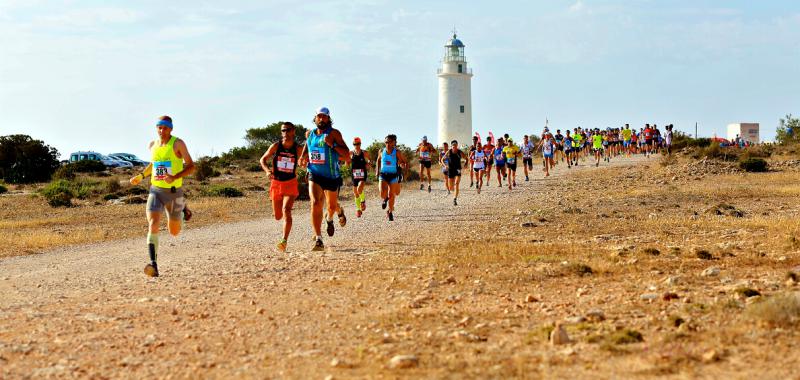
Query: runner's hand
163 174 176 184
130 174 142 186
324 134 335 147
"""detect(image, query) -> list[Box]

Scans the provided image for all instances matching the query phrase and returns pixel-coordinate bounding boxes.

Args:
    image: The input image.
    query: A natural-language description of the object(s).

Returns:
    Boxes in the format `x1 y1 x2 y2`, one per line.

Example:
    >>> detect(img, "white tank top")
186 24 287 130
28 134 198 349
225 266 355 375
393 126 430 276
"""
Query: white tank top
473 150 485 169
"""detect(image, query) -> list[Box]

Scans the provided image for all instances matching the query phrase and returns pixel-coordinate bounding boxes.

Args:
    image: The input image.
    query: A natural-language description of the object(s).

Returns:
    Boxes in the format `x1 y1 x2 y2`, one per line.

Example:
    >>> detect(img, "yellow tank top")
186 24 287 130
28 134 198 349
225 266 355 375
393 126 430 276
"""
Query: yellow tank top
150 136 183 189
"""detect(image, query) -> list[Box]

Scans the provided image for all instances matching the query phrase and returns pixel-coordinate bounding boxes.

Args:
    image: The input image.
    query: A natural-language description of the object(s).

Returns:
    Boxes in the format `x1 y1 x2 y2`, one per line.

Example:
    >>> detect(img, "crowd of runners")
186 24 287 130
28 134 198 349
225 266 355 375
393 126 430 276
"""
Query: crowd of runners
130 108 675 276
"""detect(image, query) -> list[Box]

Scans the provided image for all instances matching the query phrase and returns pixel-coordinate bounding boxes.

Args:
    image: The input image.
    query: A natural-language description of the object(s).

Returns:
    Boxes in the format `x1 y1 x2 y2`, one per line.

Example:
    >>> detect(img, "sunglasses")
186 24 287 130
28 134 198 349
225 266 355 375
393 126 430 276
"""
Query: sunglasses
281 129 293 132
353 143 361 146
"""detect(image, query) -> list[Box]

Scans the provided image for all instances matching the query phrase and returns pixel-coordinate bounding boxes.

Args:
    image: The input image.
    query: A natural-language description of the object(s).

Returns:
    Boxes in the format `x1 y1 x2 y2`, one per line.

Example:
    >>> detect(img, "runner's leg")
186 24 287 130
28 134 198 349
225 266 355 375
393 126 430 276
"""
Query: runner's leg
281 196 295 241
309 182 325 237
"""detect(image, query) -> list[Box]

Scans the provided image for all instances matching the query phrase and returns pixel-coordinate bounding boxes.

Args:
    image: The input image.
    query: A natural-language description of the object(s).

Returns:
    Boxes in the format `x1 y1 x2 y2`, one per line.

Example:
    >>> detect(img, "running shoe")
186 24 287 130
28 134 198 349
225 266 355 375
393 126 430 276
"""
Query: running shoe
427 185 431 193
144 262 159 277
453 197 458 206
360 200 366 211
381 198 388 210
420 183 425 190
525 176 529 181
470 181 474 187
356 210 362 218
477 185 481 194
312 238 325 252
183 207 192 222
596 162 599 167
338 211 347 227
326 219 335 237
513 181 517 187
277 239 287 252
387 211 394 221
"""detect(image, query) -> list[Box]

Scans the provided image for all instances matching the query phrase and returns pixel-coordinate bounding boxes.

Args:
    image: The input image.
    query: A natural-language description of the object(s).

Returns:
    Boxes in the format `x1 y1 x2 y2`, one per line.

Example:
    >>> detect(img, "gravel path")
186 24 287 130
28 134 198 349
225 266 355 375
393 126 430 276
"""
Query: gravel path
0 155 648 378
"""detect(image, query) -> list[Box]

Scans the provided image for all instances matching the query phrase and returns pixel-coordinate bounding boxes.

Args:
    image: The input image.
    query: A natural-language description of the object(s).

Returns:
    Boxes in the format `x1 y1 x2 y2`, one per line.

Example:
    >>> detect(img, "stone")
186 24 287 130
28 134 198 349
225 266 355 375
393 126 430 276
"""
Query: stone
702 349 721 363
565 316 586 324
586 309 605 322
662 292 679 301
664 276 682 286
549 323 571 346
330 358 352 368
695 250 713 260
457 316 472 327
520 222 536 228
701 267 721 277
640 293 659 301
525 294 539 303
388 355 419 369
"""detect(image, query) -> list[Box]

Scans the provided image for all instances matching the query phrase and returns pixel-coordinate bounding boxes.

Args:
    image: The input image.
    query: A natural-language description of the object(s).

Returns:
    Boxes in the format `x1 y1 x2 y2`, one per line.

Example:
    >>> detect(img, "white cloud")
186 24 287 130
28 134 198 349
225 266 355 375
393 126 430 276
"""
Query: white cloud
569 1 585 13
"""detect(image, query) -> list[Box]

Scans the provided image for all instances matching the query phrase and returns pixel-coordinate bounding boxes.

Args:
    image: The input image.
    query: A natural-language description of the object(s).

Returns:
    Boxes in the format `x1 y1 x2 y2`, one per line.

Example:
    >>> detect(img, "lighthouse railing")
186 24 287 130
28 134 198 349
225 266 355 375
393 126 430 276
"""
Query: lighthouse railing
437 67 473 75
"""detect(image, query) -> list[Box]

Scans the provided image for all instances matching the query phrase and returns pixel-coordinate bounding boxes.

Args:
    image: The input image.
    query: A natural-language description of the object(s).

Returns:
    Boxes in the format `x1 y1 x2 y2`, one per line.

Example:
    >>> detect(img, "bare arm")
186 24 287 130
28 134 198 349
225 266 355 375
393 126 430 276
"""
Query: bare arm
170 139 195 181
330 130 350 162
130 141 154 185
259 143 280 177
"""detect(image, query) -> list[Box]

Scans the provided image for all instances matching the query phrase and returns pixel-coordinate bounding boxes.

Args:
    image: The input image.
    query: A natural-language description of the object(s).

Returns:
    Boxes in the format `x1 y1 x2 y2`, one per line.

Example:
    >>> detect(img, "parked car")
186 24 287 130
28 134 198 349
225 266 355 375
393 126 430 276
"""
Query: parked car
69 151 133 168
108 153 149 167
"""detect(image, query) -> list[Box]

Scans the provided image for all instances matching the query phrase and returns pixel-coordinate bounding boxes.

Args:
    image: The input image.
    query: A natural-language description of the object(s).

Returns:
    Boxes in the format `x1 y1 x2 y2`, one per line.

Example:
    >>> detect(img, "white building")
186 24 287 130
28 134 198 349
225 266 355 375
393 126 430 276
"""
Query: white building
727 123 759 143
437 33 473 147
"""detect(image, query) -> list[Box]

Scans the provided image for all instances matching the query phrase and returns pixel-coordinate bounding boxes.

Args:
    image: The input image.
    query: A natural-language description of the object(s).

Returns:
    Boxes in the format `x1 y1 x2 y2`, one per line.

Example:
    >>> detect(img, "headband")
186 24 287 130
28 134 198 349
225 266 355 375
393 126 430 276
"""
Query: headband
157 120 173 128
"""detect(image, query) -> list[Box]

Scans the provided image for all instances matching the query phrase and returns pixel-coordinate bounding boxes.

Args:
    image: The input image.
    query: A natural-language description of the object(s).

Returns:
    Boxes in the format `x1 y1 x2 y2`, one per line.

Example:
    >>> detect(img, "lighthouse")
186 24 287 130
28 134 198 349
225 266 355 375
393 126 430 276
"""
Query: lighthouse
437 32 473 147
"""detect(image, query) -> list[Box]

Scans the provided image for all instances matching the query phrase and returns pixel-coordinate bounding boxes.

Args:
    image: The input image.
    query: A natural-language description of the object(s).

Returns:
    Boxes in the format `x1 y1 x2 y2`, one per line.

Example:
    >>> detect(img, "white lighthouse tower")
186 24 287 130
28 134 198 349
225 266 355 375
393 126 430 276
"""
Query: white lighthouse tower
437 32 473 147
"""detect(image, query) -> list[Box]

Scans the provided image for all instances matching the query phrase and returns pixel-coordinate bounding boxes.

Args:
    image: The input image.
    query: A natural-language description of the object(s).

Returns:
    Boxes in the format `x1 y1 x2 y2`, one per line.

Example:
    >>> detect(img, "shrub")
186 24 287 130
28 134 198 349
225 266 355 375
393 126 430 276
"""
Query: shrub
0 134 61 183
69 160 107 173
739 158 768 172
0 184 7 194
201 185 244 197
53 165 76 180
246 163 263 172
746 293 800 327
41 179 75 207
102 193 121 201
194 157 221 181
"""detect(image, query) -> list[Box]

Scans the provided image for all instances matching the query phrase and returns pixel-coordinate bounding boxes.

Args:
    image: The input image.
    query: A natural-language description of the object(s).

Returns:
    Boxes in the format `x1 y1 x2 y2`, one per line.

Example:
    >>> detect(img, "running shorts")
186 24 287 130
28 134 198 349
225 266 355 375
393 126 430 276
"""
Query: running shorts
543 153 553 159
447 168 461 178
269 177 299 200
495 163 506 169
308 172 342 192
352 177 365 187
147 186 185 220
507 163 517 171
623 141 630 148
523 158 533 168
379 172 399 184
420 161 432 169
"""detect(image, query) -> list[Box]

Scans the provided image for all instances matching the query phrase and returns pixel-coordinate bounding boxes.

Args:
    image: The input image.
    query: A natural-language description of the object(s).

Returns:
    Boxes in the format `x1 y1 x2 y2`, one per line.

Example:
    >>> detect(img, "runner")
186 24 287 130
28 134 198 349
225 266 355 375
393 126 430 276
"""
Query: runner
643 124 653 157
563 130 574 169
622 124 632 157
603 129 611 163
664 124 674 155
442 140 467 205
469 141 486 194
592 128 603 166
521 135 535 181
129 115 195 277
554 129 565 163
376 134 408 221
301 107 350 251
483 136 495 180
349 137 370 218
571 128 582 166
439 142 450 194
415 136 435 193
259 122 303 252
468 135 479 188
503 138 520 189
493 138 506 187
540 132 556 176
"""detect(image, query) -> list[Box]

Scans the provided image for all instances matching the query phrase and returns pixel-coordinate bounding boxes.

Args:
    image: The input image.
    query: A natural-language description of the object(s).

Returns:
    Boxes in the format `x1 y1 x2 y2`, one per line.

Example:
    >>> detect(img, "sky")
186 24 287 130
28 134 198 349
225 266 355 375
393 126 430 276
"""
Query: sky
1 0 798 160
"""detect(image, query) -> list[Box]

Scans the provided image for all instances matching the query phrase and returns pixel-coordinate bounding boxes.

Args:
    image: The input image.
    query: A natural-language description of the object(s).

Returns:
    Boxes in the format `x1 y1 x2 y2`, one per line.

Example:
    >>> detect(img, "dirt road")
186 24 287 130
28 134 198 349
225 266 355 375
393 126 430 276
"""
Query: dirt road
3 154 798 379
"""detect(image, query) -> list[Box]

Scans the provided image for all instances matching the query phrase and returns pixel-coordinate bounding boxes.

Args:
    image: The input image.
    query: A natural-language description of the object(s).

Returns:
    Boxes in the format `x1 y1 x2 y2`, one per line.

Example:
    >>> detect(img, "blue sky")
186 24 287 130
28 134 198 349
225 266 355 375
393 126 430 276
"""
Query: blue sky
1 0 798 159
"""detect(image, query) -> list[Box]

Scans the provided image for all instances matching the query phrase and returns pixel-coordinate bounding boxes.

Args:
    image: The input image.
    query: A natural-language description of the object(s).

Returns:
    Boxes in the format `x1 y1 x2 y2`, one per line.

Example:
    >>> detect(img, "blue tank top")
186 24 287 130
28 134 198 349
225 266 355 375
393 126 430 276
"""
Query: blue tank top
494 147 506 165
380 148 398 174
306 128 340 179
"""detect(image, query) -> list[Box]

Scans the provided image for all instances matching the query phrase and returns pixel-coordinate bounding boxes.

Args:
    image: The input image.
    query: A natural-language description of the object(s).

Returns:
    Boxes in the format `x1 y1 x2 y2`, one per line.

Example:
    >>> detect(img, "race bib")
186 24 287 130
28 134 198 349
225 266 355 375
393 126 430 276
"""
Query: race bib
353 169 365 179
276 156 295 173
495 154 503 161
309 150 325 165
153 161 172 180
507 157 516 164
420 152 430 160
543 145 552 154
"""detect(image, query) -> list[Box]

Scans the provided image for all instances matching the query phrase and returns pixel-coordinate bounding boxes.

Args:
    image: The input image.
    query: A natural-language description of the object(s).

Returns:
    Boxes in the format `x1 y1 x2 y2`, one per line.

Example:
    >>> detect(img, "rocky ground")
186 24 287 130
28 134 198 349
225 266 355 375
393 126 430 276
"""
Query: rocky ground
1 153 799 379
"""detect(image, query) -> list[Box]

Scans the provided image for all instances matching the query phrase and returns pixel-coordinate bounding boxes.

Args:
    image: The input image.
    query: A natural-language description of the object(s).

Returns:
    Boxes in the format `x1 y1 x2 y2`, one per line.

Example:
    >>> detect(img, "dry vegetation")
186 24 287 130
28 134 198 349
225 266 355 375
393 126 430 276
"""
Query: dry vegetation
2 153 800 378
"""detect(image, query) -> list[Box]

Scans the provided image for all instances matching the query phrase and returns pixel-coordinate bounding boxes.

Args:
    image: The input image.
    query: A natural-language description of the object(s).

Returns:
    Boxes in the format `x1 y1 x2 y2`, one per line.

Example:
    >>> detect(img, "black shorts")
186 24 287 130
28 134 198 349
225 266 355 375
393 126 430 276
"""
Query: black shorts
507 163 517 171
308 172 342 192
420 161 432 169
352 177 365 187
523 158 533 167
473 167 484 173
495 163 505 169
447 168 461 179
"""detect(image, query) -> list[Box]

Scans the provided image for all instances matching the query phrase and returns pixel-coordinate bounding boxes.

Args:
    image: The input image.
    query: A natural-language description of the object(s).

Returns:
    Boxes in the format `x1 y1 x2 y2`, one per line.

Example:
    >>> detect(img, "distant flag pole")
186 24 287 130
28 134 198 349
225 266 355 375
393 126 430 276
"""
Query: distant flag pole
488 131 496 146
475 132 481 143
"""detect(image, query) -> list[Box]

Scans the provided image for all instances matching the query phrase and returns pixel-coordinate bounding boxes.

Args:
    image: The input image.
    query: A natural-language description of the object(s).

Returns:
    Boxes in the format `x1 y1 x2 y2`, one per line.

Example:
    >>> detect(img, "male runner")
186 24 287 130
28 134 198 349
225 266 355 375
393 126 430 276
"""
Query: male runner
643 124 653 157
469 141 486 193
349 137 370 218
563 130 574 169
443 140 467 205
592 128 603 166
377 134 408 221
483 136 494 180
439 142 450 194
521 135 535 181
301 107 350 251
503 138 520 189
415 136 435 193
554 129 565 163
571 128 583 166
260 122 304 252
129 115 195 277
540 132 555 176
622 124 632 157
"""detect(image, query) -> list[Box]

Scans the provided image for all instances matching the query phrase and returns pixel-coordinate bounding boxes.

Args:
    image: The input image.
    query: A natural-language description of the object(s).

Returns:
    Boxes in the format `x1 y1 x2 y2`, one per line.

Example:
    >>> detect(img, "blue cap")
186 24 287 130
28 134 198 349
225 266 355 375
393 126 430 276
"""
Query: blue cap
422 135 428 140
316 107 330 116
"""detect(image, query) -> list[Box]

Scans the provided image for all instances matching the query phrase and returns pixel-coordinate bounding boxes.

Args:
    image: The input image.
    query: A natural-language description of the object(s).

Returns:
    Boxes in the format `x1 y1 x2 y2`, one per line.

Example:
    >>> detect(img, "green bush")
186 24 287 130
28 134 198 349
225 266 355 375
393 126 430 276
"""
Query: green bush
692 144 740 161
53 165 76 180
246 163 263 172
41 179 75 207
0 134 61 184
201 185 244 197
104 178 121 193
739 158 768 172
69 160 107 173
194 157 221 181
102 193 121 201
0 184 7 194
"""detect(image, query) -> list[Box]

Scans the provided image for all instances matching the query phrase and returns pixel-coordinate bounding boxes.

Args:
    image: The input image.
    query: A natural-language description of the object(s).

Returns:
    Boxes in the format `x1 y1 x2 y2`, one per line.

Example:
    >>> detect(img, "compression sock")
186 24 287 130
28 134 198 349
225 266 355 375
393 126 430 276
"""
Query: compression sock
147 232 159 263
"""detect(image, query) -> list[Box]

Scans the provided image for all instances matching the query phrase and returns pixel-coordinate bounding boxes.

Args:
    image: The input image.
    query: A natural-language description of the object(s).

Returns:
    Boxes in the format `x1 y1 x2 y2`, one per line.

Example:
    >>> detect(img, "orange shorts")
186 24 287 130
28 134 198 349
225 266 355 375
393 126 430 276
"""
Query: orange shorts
269 178 299 201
